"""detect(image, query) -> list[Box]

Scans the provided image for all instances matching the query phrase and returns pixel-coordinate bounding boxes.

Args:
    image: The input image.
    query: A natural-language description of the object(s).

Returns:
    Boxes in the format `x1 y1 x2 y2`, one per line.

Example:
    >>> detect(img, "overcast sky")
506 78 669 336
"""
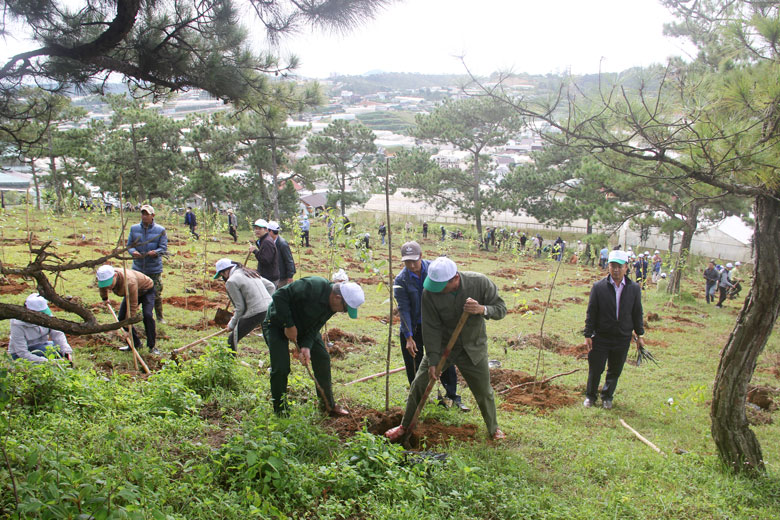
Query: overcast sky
280 0 693 78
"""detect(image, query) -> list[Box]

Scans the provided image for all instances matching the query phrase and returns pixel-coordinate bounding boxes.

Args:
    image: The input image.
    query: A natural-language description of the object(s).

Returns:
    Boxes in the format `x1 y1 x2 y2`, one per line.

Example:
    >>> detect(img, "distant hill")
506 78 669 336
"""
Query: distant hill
326 72 473 95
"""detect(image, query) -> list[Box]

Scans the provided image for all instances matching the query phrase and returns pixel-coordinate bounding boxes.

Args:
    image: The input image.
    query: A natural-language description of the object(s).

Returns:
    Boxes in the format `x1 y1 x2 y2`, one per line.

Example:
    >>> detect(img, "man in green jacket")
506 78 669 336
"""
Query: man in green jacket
385 257 507 441
262 276 365 416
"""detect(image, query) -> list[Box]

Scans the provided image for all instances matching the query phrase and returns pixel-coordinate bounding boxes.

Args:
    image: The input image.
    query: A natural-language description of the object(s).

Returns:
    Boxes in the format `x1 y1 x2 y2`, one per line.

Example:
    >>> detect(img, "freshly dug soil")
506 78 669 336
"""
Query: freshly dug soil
489 368 578 412
324 327 374 360
0 279 29 295
507 333 587 359
668 315 705 328
747 385 777 411
322 406 480 449
166 295 227 310
489 267 524 278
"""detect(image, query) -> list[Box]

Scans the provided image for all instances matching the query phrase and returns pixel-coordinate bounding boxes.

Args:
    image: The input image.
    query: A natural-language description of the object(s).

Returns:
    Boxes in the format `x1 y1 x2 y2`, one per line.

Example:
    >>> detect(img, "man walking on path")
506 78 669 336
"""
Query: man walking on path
8 293 73 364
268 221 296 288
300 216 311 247
716 263 735 308
394 243 466 411
127 204 168 323
97 265 159 355
214 258 275 356
385 257 507 441
599 246 609 269
422 221 428 238
583 250 645 410
703 260 720 304
262 277 364 416
250 219 279 285
378 222 387 245
227 209 238 243
184 207 199 239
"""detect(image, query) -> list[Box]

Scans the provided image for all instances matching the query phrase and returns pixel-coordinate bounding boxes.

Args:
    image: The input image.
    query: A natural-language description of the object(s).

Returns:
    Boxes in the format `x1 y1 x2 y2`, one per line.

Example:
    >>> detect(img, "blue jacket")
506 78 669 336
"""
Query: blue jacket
184 211 196 226
127 221 168 275
393 259 429 338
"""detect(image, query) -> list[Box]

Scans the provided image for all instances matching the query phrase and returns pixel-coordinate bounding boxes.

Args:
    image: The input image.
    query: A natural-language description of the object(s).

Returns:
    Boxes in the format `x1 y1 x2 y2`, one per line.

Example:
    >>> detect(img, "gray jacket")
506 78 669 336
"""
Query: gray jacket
8 319 72 363
718 269 733 289
225 267 275 330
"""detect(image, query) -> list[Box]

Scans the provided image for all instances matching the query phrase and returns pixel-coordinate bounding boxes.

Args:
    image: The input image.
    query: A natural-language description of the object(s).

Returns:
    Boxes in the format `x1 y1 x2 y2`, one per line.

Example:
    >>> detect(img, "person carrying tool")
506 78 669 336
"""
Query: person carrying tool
249 219 279 285
582 250 645 409
385 257 507 441
261 277 365 416
127 204 168 323
97 264 159 356
268 221 296 288
8 293 73 364
214 258 275 356
394 242 466 411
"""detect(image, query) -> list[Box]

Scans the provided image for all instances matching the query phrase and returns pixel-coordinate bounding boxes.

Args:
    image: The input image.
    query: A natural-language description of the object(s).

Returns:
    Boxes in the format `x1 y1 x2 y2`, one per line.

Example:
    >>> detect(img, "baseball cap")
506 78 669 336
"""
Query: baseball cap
654 250 660 254
340 282 365 319
726 262 734 268
608 250 629 265
267 221 281 232
400 241 422 261
424 257 457 293
214 258 235 279
25 293 52 316
140 204 155 214
253 218 268 228
735 261 742 266
96 265 116 288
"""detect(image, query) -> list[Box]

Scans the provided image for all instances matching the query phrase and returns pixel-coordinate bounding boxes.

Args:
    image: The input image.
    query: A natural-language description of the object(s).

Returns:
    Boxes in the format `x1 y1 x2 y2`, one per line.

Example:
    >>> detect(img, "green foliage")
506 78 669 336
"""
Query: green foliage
179 343 246 397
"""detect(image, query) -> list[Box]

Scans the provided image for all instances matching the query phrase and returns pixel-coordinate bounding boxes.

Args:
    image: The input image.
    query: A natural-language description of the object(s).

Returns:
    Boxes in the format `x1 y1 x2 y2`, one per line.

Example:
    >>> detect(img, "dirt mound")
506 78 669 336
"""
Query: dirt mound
321 406 479 449
352 276 379 285
69 333 115 349
166 295 227 310
561 296 584 304
0 278 29 295
325 327 375 345
67 239 101 246
324 327 374 359
489 267 524 278
647 312 661 322
490 368 578 412
747 385 777 411
507 333 586 359
367 314 401 325
668 315 704 328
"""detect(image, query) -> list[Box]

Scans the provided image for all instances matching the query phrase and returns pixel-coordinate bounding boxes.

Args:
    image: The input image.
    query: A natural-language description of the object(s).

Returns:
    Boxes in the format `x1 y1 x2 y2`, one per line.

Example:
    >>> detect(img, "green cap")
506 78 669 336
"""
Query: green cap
97 277 114 288
423 277 448 293
346 305 358 319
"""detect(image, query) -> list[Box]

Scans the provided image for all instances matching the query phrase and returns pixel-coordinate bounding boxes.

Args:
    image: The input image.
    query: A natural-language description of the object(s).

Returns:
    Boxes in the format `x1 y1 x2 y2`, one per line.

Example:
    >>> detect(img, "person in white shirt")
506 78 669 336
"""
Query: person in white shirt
8 293 73 364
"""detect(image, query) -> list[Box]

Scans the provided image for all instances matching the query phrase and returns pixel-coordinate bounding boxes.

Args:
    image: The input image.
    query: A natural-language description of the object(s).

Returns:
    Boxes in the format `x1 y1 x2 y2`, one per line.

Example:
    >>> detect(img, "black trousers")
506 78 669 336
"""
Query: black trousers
301 230 310 246
227 311 266 355
400 325 459 400
717 286 729 306
118 288 156 350
229 226 237 243
586 336 630 401
188 224 200 239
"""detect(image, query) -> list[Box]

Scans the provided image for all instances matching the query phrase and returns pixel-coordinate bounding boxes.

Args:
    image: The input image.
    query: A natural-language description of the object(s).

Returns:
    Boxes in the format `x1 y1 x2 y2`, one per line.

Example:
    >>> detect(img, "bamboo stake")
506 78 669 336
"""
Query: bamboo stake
106 302 150 374
619 418 666 456
171 329 228 356
344 367 405 386
498 368 582 395
384 156 395 412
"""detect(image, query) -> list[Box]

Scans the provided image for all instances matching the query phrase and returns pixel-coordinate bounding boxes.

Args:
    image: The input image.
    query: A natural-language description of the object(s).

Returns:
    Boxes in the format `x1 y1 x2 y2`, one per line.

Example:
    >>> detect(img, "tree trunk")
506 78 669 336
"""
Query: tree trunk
472 152 483 246
48 130 63 212
30 159 41 210
711 194 780 476
131 124 146 202
340 170 346 216
667 205 699 294
270 136 280 221
667 230 675 253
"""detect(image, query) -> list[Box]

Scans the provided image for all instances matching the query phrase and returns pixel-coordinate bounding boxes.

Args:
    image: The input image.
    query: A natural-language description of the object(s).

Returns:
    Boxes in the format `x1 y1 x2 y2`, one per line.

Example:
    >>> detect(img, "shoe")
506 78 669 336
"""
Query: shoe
150 348 161 356
602 400 613 410
491 429 506 440
158 318 167 324
583 397 594 408
385 425 406 441
454 398 470 412
437 397 453 408
328 405 350 417
119 345 131 352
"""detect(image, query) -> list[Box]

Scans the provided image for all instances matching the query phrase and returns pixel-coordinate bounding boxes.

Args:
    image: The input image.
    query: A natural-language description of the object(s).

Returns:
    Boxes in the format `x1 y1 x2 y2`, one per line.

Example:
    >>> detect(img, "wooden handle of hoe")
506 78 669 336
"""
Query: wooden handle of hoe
106 302 150 375
405 311 469 436
171 329 228 356
295 341 332 413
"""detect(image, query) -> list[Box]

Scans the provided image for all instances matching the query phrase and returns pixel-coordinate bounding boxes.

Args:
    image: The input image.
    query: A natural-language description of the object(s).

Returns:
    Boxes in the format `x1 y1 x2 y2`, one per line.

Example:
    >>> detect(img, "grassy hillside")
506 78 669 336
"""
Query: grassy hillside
1 207 778 519
356 111 417 133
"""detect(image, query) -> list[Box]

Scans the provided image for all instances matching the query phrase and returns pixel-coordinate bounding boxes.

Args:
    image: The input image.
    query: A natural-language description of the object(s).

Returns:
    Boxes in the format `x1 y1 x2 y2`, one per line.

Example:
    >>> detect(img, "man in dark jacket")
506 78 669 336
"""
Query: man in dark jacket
703 260 720 304
268 220 295 288
393 242 464 410
127 204 168 322
184 207 199 239
583 249 646 409
249 218 279 285
262 277 365 416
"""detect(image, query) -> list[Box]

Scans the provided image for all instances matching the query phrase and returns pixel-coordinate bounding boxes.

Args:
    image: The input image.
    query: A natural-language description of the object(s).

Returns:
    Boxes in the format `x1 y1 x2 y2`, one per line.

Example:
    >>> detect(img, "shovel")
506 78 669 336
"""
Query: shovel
402 311 469 444
293 340 333 414
214 250 253 327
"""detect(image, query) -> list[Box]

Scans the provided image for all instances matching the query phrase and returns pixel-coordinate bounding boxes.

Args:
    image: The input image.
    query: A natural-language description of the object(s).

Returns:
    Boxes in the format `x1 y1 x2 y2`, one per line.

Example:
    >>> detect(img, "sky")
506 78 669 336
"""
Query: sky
279 0 693 78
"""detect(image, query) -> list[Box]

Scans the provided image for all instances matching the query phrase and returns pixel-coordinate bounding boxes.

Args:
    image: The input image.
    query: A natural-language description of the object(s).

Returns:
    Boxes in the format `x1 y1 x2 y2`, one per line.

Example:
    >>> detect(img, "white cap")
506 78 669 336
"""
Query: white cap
214 258 234 279
25 293 52 316
96 265 116 287
654 250 660 254
267 221 280 232
726 262 734 268
332 269 349 283
638 253 644 258
340 282 365 319
608 250 629 265
661 273 667 278
644 251 650 256
424 257 457 292
735 261 742 266
253 219 268 228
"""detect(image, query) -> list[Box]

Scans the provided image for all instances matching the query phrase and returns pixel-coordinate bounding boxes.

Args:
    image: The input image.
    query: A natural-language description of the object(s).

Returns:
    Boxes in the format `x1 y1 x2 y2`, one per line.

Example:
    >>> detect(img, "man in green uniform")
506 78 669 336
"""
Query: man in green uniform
385 257 507 441
262 276 365 416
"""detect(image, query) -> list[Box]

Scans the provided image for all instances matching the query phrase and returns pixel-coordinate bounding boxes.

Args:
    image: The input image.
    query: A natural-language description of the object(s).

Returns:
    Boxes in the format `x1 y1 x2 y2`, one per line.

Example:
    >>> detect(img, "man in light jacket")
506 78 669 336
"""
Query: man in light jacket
8 293 73 364
214 258 275 356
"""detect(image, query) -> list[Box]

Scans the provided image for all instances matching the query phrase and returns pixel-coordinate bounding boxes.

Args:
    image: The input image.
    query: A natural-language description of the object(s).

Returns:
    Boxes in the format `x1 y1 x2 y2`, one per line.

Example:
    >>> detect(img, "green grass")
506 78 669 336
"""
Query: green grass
0 205 779 519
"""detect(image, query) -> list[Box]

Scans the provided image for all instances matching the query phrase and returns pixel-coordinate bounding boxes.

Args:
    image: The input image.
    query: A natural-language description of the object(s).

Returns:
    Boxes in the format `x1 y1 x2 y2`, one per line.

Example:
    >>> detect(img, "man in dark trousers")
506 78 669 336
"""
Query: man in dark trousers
393 242 465 410
583 249 645 409
184 206 199 239
227 209 238 243
716 262 735 308
385 257 507 441
249 218 279 285
268 220 296 288
703 260 719 304
262 277 365 416
127 204 168 323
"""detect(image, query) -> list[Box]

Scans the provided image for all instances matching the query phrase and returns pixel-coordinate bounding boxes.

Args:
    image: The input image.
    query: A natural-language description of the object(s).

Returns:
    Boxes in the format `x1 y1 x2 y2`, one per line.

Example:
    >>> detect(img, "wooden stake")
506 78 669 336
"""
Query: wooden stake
106 302 150 374
344 367 405 386
171 329 228 356
620 418 666 456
